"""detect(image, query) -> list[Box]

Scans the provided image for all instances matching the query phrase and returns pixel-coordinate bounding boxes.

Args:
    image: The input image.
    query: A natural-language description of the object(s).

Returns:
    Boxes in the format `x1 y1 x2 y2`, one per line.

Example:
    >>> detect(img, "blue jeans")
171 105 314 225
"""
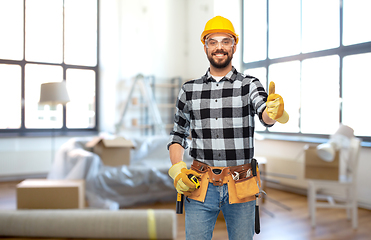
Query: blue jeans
184 182 255 240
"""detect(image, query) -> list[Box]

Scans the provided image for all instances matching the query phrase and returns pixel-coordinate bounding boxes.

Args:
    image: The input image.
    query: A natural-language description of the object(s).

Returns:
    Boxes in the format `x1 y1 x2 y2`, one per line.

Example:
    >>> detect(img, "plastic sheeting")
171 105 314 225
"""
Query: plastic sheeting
48 135 193 209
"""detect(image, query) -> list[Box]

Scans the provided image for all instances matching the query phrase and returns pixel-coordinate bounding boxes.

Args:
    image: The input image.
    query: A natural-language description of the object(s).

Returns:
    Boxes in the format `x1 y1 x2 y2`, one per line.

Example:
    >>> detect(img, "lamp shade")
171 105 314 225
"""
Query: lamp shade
333 124 354 140
316 142 336 162
39 82 70 105
316 124 354 162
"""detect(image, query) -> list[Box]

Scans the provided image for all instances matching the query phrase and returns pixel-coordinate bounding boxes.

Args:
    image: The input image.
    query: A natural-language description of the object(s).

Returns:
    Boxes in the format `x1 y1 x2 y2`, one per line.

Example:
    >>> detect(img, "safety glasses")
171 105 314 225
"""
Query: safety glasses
205 37 235 49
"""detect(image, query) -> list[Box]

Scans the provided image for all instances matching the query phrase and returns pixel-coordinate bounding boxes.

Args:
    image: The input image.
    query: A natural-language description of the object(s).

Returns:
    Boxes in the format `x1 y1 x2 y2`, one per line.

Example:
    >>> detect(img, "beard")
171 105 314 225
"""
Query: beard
207 49 233 69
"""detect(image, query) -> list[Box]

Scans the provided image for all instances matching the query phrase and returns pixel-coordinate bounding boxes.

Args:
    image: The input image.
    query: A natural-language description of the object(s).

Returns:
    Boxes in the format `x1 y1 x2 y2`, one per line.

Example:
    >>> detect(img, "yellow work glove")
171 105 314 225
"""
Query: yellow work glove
168 161 201 197
266 81 289 124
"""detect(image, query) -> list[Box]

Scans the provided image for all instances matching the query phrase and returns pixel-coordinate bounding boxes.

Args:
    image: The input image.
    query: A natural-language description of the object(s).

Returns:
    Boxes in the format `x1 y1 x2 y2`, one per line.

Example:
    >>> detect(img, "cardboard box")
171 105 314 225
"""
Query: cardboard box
304 145 339 180
86 137 135 166
17 179 85 209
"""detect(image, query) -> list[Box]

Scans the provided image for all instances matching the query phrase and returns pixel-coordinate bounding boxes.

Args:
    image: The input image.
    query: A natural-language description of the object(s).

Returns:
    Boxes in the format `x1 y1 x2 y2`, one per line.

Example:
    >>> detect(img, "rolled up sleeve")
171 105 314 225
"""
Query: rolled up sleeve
167 86 191 150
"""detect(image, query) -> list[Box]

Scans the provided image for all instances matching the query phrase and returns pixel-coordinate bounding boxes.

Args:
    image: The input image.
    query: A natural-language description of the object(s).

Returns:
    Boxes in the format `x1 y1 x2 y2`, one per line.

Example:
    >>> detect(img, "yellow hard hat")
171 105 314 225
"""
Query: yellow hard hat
201 16 239 45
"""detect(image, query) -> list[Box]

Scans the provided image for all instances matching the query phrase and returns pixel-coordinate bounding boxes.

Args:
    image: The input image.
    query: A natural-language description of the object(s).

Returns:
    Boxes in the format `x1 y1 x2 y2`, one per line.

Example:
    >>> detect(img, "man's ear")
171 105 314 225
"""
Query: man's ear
233 45 237 54
204 45 207 54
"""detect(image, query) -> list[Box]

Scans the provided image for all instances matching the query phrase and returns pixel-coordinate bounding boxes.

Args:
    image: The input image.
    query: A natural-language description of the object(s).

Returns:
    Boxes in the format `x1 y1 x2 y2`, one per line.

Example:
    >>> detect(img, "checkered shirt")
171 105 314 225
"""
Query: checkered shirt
168 67 273 167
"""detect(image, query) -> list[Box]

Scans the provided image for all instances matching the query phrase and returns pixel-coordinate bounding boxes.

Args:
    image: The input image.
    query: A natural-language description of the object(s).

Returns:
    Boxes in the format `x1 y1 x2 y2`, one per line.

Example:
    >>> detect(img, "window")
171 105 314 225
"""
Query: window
0 0 98 135
242 0 371 143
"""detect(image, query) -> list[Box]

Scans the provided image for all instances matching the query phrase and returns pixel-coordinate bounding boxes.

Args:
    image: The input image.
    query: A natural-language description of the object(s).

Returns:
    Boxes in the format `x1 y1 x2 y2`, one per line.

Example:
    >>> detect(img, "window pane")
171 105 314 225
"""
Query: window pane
0 64 22 129
268 61 300 133
244 67 267 89
25 64 63 128
269 0 301 59
64 0 97 66
244 68 267 131
25 0 63 63
243 0 266 62
0 0 23 60
301 55 340 134
343 53 371 136
302 0 339 53
66 69 96 128
343 0 371 46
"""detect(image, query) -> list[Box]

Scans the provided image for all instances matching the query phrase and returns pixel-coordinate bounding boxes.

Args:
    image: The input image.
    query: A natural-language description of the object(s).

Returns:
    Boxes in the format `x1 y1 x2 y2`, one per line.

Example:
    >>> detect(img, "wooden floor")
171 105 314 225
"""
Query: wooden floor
1 181 371 240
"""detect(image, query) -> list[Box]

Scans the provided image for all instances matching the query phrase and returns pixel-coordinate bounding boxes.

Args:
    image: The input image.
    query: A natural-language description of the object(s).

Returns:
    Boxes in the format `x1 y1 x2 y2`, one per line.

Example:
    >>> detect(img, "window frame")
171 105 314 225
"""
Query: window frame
241 0 371 146
0 0 99 137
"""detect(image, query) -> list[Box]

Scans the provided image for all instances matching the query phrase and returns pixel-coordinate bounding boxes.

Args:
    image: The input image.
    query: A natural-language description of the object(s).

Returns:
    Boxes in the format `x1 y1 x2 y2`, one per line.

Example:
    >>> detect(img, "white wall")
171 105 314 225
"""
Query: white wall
185 0 214 80
1 0 370 210
0 136 71 179
100 0 190 135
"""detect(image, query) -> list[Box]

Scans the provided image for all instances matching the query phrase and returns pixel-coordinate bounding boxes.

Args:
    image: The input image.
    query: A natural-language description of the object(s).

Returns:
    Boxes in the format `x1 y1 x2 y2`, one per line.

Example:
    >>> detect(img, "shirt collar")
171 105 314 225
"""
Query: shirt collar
202 66 238 84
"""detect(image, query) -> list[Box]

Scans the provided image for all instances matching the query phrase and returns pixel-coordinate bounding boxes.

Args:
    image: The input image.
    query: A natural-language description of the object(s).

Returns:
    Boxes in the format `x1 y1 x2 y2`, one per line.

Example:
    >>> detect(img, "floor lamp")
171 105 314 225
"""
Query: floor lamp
38 81 70 162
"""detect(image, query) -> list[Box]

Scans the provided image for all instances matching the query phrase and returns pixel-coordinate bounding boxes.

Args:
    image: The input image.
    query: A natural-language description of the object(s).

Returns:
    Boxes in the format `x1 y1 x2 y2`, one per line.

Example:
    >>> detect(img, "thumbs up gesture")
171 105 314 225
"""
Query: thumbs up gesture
266 81 289 124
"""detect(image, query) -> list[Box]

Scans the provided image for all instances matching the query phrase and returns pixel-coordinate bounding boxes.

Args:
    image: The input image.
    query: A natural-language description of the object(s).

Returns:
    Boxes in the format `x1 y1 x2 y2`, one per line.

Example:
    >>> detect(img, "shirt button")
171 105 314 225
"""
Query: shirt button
215 100 217 102
216 135 219 138
216 84 219 87
216 118 218 120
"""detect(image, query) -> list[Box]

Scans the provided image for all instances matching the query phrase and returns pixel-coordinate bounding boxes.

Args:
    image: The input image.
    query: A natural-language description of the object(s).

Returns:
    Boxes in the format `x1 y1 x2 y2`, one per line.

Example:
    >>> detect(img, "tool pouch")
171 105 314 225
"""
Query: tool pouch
227 165 261 204
188 161 209 202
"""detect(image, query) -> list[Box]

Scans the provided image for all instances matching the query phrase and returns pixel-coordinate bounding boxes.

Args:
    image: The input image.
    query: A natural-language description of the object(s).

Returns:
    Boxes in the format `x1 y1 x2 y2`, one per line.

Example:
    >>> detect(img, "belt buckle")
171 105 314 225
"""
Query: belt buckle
210 167 225 186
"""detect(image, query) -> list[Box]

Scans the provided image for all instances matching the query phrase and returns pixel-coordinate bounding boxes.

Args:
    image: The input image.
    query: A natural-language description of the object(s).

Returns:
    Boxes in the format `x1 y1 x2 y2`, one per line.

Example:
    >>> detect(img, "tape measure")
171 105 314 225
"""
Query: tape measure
188 174 200 189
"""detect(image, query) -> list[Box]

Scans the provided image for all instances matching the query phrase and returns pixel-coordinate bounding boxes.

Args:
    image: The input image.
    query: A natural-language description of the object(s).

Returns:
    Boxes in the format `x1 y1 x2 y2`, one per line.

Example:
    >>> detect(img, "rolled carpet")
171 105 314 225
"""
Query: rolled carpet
0 209 176 239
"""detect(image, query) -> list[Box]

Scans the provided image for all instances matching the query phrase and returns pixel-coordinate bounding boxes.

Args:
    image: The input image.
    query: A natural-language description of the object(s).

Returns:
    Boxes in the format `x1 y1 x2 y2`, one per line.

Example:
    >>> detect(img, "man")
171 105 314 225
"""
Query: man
167 16 288 240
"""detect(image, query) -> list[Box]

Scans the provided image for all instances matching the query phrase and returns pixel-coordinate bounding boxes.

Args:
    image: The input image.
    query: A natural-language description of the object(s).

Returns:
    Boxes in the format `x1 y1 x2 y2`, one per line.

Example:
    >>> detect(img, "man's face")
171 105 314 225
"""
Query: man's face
204 33 236 69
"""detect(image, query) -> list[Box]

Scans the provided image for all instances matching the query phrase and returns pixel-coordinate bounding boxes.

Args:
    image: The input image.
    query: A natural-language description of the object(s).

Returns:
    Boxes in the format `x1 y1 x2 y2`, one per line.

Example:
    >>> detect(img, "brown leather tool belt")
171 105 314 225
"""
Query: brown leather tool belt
191 160 252 186
189 159 260 204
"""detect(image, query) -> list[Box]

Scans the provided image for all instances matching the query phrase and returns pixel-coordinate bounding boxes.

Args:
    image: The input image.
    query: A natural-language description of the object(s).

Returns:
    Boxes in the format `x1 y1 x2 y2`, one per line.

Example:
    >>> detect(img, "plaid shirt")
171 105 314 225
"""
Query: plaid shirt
168 67 273 167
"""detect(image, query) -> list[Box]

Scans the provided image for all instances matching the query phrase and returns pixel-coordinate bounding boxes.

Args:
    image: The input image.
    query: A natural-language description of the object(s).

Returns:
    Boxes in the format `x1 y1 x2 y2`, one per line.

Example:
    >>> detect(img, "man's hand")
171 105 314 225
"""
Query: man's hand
266 81 289 124
168 161 201 196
